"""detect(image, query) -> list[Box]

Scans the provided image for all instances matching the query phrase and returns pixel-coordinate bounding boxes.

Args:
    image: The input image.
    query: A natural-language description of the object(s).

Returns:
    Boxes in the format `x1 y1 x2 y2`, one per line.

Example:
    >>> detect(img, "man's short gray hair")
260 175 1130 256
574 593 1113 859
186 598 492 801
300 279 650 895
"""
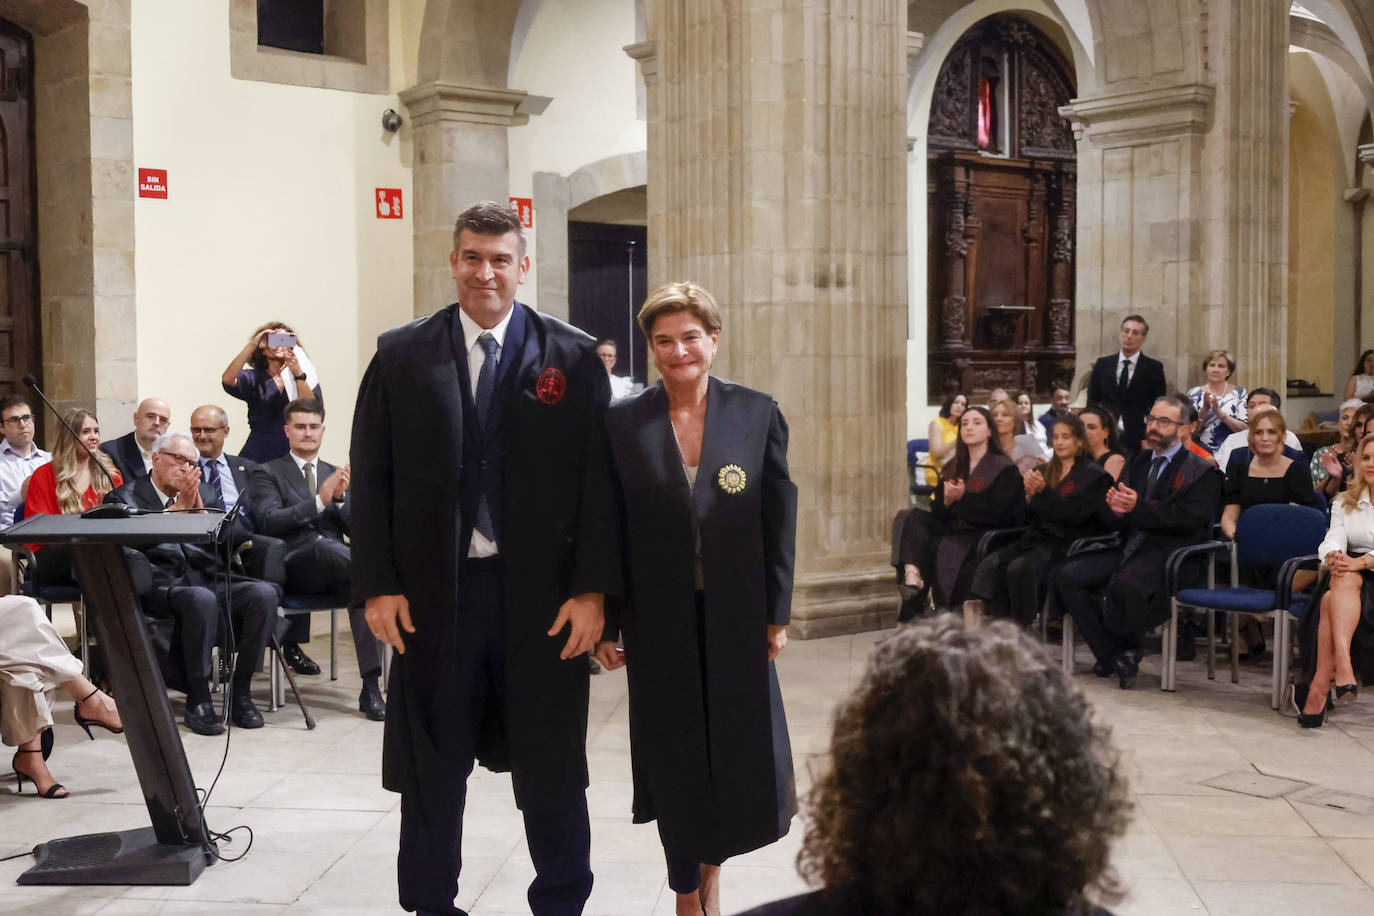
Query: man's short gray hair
152 432 196 455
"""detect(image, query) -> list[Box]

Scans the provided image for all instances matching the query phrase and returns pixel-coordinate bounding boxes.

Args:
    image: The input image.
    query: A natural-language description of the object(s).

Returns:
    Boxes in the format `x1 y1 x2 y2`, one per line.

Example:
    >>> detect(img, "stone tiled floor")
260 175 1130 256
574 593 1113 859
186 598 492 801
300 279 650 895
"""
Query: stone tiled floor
5 619 1374 914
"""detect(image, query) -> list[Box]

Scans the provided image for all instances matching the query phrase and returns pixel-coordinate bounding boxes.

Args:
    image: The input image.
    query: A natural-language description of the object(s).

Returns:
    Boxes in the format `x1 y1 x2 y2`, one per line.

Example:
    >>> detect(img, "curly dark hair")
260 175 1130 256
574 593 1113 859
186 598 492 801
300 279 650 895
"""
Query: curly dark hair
247 320 300 374
799 615 1130 914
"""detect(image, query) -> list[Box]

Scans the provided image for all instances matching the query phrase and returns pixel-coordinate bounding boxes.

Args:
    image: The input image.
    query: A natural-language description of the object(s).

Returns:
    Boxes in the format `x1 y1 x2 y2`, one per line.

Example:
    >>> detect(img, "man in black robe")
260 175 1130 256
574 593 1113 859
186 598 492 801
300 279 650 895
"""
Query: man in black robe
351 201 620 916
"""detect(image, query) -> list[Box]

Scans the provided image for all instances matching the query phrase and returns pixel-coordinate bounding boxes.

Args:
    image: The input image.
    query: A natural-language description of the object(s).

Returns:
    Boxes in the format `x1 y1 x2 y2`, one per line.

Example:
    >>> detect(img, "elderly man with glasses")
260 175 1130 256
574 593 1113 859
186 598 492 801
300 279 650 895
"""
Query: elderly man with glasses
0 395 50 529
1053 394 1222 688
105 431 278 735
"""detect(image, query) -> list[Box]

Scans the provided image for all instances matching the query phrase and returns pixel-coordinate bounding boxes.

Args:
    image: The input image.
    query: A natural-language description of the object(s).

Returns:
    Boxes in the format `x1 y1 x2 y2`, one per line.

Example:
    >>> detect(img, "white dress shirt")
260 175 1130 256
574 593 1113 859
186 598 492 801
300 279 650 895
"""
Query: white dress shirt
1116 351 1138 387
201 452 240 509
457 305 514 558
289 451 328 514
1319 491 1374 561
1213 428 1302 469
608 374 634 401
0 441 50 527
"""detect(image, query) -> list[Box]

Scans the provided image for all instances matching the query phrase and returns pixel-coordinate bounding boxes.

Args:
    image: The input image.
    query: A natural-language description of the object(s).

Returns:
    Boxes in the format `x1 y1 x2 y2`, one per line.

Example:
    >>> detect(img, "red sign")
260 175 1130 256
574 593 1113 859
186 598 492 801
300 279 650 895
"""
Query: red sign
375 188 403 219
509 197 533 228
138 168 168 199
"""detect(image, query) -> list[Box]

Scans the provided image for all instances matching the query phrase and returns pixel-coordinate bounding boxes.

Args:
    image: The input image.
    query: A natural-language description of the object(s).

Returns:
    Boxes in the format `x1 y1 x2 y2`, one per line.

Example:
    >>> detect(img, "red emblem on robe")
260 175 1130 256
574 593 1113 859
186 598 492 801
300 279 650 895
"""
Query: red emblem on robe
1171 471 1185 491
1059 480 1075 497
536 367 566 404
967 477 985 494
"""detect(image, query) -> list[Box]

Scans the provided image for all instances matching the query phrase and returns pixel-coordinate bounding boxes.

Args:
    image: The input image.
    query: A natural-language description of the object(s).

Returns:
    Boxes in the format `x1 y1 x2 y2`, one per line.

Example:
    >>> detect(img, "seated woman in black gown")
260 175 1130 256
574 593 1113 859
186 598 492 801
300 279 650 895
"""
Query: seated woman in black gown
895 406 1025 615
1081 405 1126 481
737 615 1128 915
1221 409 1323 659
966 414 1112 625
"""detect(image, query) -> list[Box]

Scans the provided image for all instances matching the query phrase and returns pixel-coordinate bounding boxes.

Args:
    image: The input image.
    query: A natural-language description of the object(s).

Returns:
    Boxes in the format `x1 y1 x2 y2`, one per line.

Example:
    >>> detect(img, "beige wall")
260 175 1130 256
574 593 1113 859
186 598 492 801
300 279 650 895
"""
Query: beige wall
129 0 413 463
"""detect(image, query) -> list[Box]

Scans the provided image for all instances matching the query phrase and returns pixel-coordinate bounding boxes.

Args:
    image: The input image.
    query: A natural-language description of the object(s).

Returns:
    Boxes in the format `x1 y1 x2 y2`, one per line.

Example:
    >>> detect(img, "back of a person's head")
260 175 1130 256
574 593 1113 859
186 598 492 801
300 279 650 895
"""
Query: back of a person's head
799 615 1128 914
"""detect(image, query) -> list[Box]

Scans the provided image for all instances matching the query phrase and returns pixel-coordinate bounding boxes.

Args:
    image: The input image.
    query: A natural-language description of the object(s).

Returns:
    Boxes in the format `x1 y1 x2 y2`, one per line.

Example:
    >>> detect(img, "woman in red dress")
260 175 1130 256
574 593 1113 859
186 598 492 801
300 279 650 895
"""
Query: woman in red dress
24 409 122 583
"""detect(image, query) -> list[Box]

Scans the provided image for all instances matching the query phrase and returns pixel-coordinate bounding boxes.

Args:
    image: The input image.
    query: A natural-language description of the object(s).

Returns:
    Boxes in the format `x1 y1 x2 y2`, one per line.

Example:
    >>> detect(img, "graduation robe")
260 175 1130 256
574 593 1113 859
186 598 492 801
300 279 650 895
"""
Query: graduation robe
603 377 799 864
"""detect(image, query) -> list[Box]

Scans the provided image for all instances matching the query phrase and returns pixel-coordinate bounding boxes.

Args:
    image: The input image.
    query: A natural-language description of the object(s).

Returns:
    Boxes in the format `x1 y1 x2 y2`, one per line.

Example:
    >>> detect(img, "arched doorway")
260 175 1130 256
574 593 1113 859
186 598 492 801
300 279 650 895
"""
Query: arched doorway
568 186 648 385
925 14 1077 403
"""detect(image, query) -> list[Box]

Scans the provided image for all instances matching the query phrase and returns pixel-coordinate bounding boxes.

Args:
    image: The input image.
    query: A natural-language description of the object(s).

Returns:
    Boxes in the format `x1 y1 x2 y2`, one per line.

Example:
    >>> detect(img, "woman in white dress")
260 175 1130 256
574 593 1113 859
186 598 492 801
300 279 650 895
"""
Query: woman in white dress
1187 349 1247 453
1343 349 1374 402
2 595 122 797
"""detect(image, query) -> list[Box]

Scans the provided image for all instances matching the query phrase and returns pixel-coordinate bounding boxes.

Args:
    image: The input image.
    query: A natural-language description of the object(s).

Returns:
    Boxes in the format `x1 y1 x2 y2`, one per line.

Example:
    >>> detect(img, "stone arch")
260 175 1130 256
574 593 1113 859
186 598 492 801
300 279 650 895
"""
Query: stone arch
416 0 522 86
1077 0 1203 91
534 151 648 321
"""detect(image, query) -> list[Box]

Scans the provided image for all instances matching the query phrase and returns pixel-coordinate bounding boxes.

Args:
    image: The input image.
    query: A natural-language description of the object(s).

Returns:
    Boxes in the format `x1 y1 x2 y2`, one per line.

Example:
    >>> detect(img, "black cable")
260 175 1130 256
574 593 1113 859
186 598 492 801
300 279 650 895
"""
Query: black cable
0 848 36 863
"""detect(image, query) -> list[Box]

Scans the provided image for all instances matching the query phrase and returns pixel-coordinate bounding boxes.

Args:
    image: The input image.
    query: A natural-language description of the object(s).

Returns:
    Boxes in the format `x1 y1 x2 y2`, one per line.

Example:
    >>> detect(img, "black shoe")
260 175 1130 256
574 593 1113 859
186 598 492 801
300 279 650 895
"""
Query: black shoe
359 681 386 721
1334 684 1359 706
230 695 264 729
185 701 225 736
1176 629 1196 662
283 642 321 676
1092 659 1115 678
1114 653 1138 690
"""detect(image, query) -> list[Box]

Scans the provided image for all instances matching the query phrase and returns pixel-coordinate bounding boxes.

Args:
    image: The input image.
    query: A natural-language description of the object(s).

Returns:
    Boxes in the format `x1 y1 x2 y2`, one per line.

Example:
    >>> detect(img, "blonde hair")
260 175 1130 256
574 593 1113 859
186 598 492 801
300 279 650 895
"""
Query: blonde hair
637 281 723 339
1246 406 1287 449
52 408 118 514
1339 434 1374 512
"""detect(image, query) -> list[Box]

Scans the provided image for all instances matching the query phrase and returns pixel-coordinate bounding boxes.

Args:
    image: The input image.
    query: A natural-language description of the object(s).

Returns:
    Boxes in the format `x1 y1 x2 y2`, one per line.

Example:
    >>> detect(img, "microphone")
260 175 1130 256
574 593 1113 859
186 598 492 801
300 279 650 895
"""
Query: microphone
23 374 121 494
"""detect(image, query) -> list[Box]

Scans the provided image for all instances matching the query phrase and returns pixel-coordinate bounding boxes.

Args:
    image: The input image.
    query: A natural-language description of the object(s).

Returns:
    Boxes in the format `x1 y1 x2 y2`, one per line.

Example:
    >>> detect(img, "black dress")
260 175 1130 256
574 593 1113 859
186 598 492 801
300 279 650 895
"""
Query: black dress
895 453 1025 612
1093 448 1125 475
969 458 1112 624
1222 455 1323 586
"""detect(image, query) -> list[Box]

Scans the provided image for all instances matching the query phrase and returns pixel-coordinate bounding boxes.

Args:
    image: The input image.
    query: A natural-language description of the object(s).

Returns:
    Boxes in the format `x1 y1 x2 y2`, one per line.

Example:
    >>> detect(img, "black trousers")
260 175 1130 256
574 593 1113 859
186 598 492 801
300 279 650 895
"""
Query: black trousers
152 579 277 705
968 538 1063 625
397 557 592 916
282 535 381 676
1054 546 1171 663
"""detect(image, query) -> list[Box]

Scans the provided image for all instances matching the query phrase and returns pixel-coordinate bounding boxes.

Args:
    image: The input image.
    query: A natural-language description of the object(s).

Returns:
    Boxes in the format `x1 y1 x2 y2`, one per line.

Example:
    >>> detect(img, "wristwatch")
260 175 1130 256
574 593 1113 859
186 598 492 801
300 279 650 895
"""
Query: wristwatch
294 373 307 380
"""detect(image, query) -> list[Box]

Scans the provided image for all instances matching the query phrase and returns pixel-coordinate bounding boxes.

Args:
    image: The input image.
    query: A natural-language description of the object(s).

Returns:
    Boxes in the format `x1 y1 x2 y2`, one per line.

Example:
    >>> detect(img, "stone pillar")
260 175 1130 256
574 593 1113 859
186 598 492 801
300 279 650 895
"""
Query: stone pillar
1358 143 1374 348
533 170 571 321
1062 1 1289 393
646 1 908 637
398 82 531 317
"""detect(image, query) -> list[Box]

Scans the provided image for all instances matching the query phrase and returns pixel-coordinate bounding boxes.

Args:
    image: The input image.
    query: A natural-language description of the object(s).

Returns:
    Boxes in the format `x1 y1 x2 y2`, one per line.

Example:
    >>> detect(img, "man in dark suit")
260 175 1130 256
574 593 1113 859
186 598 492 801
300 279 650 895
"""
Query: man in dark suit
106 431 277 735
1085 315 1167 452
1053 394 1221 688
1038 386 1072 437
250 397 385 721
352 201 620 916
100 397 171 483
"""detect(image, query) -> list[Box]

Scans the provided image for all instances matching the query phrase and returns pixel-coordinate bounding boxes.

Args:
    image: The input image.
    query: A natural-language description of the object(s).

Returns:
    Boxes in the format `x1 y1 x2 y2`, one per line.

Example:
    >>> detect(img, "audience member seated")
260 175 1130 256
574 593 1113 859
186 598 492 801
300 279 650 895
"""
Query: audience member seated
967 414 1113 625
1179 401 1218 466
991 400 1042 471
1054 394 1221 689
249 397 385 721
1187 349 1247 453
106 432 276 736
221 321 323 463
893 407 1025 618
738 615 1127 916
1081 405 1126 481
924 392 965 486
1312 399 1363 499
1039 386 1072 438
189 404 256 517
595 338 635 402
1212 389 1301 467
0 395 50 529
25 408 123 591
986 387 1010 410
99 397 170 483
1014 389 1047 453
1354 402 1374 443
1 594 122 798
1295 433 1374 728
1221 410 1323 660
1343 349 1374 401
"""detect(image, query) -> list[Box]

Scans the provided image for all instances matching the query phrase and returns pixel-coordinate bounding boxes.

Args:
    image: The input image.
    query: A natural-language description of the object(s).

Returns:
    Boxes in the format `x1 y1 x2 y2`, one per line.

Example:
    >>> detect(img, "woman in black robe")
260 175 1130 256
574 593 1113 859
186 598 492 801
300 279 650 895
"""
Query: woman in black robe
596 281 797 916
894 406 1025 615
968 413 1113 625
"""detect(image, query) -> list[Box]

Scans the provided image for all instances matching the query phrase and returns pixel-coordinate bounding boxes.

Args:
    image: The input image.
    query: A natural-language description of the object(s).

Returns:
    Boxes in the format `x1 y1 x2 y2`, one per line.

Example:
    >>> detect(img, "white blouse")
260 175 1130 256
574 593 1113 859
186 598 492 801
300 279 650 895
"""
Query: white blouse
1318 492 1374 560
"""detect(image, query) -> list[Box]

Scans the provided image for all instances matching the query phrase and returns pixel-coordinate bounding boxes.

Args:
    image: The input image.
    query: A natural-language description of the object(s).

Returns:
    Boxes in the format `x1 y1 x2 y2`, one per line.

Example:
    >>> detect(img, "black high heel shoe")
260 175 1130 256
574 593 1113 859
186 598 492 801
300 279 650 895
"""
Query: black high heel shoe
12 749 67 798
73 687 123 740
1334 684 1359 706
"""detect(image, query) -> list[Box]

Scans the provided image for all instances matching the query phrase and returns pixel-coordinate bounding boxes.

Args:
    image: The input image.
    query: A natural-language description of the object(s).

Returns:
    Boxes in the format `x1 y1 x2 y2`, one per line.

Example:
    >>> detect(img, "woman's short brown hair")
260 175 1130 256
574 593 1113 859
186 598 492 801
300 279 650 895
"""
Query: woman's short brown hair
1202 349 1236 379
636 281 723 339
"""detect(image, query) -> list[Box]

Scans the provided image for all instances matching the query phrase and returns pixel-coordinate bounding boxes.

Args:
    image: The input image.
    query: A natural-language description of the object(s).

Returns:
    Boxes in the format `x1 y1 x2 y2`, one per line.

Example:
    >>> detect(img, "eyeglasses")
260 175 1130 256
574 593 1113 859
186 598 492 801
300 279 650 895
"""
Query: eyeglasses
189 426 226 436
2 414 33 425
158 452 199 469
1144 415 1181 429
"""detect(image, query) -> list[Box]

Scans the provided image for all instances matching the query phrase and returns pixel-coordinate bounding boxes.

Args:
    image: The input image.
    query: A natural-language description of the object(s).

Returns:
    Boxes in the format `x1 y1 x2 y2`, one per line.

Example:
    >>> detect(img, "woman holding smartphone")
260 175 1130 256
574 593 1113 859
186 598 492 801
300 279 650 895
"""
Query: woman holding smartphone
221 321 323 462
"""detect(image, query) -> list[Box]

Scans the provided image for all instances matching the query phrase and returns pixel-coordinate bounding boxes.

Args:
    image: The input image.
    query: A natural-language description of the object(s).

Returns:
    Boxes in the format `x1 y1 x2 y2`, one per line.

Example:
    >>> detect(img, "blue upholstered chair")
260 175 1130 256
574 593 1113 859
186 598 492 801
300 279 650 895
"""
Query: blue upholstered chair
1166 504 1327 708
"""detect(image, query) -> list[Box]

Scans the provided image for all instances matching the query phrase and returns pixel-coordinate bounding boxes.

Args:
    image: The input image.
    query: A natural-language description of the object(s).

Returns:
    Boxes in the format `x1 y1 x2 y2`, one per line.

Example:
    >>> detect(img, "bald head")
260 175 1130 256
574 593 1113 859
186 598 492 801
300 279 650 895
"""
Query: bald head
133 398 171 450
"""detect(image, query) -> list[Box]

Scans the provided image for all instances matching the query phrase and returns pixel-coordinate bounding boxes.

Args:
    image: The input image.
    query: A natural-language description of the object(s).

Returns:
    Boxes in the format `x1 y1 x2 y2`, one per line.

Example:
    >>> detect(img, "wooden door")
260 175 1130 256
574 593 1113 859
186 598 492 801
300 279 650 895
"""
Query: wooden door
568 221 649 384
0 19 37 405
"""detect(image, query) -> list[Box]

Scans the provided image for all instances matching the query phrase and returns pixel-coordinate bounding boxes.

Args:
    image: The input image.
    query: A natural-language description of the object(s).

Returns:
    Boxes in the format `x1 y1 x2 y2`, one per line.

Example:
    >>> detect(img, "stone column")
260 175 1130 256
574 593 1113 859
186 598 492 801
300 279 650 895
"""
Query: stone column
647 1 908 637
398 82 531 316
1358 143 1374 348
1062 1 1289 392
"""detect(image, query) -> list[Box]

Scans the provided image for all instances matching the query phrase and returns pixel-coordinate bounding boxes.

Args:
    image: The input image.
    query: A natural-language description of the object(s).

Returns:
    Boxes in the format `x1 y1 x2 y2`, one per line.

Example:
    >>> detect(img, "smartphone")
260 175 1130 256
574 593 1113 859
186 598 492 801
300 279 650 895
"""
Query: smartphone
267 332 297 349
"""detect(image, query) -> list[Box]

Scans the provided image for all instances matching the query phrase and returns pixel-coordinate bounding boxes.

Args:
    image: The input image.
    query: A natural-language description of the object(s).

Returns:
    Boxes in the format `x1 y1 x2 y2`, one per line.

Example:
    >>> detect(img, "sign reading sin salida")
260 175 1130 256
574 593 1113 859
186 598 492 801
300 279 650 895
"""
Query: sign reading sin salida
138 168 168 199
